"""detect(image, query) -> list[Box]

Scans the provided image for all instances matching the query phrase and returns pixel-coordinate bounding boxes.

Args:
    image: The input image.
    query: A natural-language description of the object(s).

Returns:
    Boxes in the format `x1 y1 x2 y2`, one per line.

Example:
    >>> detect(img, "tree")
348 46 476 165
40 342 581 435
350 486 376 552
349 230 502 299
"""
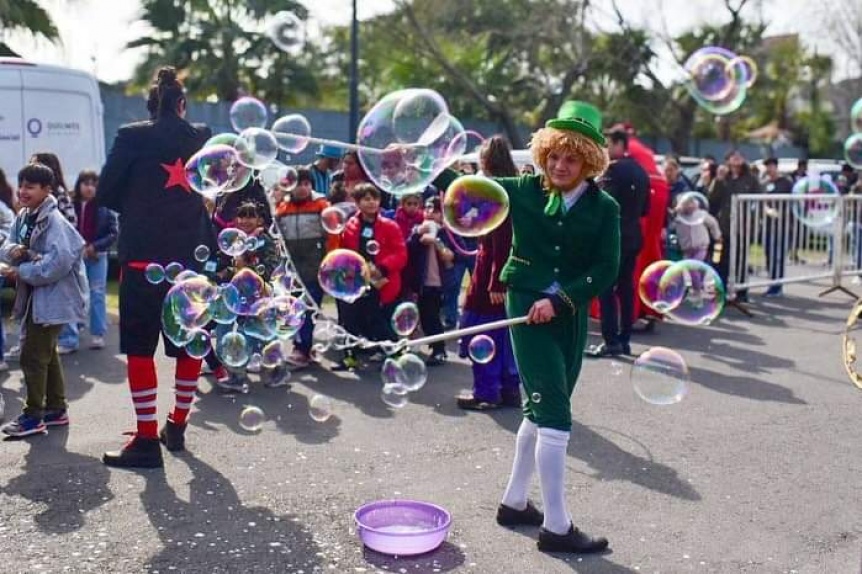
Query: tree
318 0 653 147
821 0 862 78
0 0 60 56
128 0 318 105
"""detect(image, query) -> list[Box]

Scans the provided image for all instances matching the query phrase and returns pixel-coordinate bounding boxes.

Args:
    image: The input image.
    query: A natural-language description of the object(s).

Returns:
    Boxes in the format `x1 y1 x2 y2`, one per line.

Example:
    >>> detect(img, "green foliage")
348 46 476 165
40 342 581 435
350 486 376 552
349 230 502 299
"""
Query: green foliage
0 0 59 41
129 0 318 105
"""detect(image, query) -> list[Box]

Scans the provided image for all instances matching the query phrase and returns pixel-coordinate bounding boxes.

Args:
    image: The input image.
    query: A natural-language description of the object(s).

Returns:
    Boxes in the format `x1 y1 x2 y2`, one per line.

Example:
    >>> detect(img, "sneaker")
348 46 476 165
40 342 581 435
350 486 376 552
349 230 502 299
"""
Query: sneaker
0 361 9 372
246 361 262 374
496 500 544 527
89 336 105 350
213 366 230 385
57 345 78 356
457 394 501 411
367 351 386 363
263 366 291 388
584 342 624 358
43 409 69 427
332 356 359 372
425 353 447 367
2 413 47 437
764 287 783 298
216 373 249 394
285 349 311 369
103 433 163 468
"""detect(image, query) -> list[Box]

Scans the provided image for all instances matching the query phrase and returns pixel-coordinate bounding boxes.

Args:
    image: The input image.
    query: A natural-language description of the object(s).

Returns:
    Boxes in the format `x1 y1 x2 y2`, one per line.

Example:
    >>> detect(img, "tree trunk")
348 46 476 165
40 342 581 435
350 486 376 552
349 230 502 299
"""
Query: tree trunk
669 102 697 155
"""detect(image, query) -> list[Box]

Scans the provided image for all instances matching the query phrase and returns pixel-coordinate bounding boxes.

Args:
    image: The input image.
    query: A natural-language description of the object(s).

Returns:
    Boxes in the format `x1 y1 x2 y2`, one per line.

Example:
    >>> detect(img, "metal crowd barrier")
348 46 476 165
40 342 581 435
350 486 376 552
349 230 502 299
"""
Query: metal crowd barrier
728 193 862 298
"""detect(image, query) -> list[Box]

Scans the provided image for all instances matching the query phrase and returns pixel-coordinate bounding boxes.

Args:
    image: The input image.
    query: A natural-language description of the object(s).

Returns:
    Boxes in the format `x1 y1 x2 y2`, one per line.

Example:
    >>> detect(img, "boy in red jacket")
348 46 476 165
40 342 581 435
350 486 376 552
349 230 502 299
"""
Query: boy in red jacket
337 183 407 370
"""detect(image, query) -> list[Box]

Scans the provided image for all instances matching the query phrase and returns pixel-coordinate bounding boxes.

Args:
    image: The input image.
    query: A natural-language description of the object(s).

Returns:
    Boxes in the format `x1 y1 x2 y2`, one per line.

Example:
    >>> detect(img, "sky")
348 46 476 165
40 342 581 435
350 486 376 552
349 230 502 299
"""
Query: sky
3 0 839 84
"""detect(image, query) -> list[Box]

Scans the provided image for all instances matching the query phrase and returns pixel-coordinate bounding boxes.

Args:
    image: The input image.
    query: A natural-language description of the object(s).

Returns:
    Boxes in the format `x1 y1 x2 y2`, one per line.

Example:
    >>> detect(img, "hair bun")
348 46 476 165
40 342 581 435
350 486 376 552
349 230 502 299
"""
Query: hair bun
156 66 178 86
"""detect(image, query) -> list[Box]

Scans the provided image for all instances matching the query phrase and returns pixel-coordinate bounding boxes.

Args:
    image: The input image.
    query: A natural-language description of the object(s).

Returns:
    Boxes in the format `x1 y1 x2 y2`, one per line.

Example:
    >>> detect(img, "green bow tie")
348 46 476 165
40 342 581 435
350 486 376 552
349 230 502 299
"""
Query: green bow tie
544 189 563 217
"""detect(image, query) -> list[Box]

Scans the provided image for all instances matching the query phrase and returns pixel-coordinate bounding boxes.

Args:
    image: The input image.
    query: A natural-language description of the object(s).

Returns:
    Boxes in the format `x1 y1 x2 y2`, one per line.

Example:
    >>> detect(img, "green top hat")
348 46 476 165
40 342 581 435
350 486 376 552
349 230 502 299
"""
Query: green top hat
545 100 605 147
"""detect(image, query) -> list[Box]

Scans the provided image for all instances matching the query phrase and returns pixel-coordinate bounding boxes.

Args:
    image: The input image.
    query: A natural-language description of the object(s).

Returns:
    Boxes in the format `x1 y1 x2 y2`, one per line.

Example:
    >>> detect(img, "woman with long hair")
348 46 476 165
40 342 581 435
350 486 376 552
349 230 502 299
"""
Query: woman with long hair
457 135 521 410
29 152 77 226
56 170 118 354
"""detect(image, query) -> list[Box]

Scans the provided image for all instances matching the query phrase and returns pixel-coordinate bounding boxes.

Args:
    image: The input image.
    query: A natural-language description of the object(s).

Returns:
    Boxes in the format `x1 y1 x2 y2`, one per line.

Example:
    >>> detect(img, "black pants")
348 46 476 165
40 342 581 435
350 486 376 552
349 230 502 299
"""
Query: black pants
716 232 749 298
764 221 786 283
339 290 394 355
417 286 445 355
599 249 638 346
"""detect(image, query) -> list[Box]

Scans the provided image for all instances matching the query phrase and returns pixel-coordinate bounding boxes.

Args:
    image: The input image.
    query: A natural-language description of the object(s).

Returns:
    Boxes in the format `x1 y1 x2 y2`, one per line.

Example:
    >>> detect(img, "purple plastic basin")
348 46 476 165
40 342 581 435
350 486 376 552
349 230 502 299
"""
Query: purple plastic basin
354 499 451 556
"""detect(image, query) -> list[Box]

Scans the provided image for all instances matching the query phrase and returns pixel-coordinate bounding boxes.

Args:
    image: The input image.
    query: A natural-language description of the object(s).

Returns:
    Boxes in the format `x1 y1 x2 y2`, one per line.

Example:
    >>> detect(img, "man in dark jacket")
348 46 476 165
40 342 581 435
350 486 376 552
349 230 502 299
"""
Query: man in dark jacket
97 66 214 469
587 129 650 357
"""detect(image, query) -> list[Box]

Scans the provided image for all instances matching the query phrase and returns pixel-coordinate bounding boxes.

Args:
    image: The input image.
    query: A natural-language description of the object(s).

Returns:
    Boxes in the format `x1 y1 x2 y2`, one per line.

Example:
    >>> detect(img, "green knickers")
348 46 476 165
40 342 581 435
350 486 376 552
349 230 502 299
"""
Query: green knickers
506 289 588 432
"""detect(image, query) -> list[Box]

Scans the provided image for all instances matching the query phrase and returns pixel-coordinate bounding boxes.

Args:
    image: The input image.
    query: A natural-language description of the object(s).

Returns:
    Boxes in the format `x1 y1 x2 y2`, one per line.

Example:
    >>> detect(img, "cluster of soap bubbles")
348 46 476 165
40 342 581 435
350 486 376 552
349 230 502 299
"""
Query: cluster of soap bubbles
844 98 862 170
380 353 428 408
842 299 862 391
639 259 726 325
683 46 757 115
791 173 840 230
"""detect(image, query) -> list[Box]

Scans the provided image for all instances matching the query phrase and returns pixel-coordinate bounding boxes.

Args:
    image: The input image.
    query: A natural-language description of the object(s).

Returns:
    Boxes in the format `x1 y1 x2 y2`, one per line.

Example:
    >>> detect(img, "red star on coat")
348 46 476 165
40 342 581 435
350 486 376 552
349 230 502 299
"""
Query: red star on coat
161 158 191 193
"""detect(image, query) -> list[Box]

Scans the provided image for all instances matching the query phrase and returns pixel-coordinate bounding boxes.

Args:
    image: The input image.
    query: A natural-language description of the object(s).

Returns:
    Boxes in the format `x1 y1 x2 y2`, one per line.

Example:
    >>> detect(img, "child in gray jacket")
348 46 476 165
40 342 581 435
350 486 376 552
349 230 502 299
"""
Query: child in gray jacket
0 163 87 438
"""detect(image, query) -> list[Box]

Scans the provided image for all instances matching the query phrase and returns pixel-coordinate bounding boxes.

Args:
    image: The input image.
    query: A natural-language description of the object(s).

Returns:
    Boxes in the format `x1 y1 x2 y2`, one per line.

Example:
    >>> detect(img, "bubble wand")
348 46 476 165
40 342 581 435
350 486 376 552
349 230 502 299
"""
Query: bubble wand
403 315 528 349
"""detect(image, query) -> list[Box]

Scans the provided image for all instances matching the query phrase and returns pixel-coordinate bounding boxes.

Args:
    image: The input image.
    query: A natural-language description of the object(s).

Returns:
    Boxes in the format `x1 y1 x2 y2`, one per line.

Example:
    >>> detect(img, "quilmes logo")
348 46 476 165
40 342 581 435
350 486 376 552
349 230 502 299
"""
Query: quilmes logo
26 118 81 138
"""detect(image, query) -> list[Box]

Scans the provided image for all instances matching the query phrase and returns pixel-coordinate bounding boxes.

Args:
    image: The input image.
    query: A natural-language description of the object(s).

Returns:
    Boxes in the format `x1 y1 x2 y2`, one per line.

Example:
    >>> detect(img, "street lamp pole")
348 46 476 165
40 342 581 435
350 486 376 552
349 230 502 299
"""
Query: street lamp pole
348 0 360 144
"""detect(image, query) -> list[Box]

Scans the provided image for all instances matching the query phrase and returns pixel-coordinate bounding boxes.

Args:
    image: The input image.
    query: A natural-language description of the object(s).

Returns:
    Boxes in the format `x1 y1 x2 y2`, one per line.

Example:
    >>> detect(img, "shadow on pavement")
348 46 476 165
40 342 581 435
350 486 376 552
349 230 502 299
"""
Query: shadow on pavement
140 454 323 573
688 365 807 404
361 541 466 572
1 427 113 534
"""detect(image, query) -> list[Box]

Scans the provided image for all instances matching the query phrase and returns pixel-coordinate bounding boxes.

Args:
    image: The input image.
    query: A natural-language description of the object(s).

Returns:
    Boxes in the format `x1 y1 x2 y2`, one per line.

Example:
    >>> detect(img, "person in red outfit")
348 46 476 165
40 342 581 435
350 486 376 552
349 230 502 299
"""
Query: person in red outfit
336 183 408 370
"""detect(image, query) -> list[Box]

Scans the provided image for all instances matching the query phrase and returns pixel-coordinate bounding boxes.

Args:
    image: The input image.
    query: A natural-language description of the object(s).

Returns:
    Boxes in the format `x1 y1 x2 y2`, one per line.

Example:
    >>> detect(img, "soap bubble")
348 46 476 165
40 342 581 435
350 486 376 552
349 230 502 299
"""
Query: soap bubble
309 394 334 422
791 174 839 230
842 299 862 390
632 347 690 405
442 175 510 237
239 405 265 432
844 133 862 170
366 240 380 256
851 97 862 133
165 261 185 284
185 144 253 201
260 340 286 369
235 127 278 170
271 113 311 154
317 248 368 303
229 97 267 133
320 205 347 234
468 334 496 364
381 387 409 408
391 302 420 337
184 329 212 360
398 353 428 392
227 268 268 316
391 89 450 144
210 286 240 324
163 276 218 331
215 330 250 368
145 263 166 285
218 228 250 257
266 11 303 52
194 244 211 262
682 46 750 116
638 260 678 313
660 260 726 326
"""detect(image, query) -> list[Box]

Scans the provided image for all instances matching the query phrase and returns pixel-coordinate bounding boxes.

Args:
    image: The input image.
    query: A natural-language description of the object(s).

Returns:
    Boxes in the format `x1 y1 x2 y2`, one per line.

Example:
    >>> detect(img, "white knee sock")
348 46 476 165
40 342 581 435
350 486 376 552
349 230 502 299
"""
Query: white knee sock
536 427 572 535
501 418 538 510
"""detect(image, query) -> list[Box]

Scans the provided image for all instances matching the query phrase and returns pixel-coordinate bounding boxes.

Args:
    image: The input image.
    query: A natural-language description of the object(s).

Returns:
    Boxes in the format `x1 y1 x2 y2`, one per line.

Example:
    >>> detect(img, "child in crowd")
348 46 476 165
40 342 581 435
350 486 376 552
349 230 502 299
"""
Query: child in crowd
275 168 338 369
407 196 455 366
0 169 17 371
208 201 285 393
390 192 425 301
57 170 118 353
671 194 722 262
0 163 87 438
337 183 407 370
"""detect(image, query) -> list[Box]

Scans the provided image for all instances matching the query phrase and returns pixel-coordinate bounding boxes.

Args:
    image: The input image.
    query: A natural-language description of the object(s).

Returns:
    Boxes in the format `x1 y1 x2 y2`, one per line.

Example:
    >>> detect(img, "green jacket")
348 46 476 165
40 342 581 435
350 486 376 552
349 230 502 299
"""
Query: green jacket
497 175 620 312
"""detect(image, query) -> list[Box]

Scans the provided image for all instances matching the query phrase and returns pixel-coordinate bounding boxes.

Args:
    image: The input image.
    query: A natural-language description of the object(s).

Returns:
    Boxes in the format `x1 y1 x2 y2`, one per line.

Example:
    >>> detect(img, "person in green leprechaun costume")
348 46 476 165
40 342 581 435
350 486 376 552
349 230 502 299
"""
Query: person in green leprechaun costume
493 101 619 553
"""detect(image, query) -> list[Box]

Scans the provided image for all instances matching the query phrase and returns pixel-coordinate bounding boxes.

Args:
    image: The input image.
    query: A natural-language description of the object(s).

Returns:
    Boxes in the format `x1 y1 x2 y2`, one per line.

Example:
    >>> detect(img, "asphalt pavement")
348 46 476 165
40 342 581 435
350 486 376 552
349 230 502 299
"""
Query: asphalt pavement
0 280 860 574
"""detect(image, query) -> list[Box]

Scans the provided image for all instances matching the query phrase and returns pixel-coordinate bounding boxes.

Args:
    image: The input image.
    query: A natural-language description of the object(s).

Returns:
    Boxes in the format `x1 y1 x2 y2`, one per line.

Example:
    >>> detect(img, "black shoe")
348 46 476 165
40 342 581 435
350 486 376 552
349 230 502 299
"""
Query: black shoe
621 342 632 356
537 524 609 554
457 395 501 411
496 501 544 527
425 353 447 367
585 343 624 358
103 434 163 468
159 418 186 452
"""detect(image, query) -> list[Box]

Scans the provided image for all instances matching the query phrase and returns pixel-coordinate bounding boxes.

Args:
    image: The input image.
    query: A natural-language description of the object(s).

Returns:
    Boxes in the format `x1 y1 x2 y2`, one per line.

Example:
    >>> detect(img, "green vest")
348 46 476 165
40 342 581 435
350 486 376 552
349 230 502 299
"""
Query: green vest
497 175 620 311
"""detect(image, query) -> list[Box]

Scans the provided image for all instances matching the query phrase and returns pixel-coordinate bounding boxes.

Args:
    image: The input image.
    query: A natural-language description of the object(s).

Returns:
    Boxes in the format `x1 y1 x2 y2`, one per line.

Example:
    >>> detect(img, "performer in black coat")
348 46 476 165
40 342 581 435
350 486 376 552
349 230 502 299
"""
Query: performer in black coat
587 129 650 357
99 66 214 468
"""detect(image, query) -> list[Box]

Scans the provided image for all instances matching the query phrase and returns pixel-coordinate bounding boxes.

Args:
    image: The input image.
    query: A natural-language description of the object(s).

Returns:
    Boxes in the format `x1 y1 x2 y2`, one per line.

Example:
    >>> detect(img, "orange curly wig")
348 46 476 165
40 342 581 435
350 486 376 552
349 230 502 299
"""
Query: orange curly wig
530 127 609 188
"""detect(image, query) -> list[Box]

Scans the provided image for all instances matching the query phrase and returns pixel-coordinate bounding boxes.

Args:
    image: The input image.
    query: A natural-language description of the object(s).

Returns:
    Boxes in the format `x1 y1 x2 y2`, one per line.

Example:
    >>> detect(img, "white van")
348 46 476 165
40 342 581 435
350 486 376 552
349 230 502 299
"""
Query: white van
0 57 105 184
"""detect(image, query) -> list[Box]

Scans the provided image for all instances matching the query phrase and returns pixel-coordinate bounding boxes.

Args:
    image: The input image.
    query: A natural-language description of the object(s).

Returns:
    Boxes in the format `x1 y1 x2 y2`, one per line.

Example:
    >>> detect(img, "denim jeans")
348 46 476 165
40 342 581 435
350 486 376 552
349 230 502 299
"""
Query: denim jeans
58 252 108 349
294 280 324 354
442 261 470 328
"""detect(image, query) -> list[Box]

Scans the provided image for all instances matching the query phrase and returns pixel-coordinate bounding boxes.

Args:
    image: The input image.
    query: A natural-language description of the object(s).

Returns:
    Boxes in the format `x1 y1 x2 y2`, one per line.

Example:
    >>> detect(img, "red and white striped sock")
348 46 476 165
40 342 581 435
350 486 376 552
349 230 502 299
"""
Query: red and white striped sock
127 355 159 439
170 356 201 425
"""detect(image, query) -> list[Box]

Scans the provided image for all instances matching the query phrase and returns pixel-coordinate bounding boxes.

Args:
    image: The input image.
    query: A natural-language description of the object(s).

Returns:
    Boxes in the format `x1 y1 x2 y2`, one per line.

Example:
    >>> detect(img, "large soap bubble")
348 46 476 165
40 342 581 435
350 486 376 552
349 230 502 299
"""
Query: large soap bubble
229 97 267 133
271 114 312 154
318 248 368 303
632 347 690 405
791 174 839 230
442 175 510 237
185 144 253 201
